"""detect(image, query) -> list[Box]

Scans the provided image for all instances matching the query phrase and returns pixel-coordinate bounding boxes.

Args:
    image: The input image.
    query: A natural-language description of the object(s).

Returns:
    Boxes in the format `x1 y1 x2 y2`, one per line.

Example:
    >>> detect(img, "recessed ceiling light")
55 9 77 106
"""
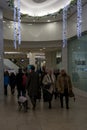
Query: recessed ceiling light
3 21 6 23
40 49 42 51
28 23 32 25
47 20 51 22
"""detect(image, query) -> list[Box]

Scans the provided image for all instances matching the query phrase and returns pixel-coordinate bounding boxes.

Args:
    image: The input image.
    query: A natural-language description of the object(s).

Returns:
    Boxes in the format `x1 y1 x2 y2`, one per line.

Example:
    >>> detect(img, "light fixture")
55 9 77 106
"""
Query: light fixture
47 20 51 22
62 5 69 48
13 0 21 49
77 0 82 38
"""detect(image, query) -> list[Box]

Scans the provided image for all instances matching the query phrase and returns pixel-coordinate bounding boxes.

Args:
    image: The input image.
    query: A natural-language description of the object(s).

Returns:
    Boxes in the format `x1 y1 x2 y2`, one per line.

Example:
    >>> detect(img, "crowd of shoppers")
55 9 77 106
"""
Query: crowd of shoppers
4 66 74 111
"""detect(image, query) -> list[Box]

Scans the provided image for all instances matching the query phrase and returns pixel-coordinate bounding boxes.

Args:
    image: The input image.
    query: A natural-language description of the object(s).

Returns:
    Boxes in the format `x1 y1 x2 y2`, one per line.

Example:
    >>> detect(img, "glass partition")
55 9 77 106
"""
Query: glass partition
68 35 87 92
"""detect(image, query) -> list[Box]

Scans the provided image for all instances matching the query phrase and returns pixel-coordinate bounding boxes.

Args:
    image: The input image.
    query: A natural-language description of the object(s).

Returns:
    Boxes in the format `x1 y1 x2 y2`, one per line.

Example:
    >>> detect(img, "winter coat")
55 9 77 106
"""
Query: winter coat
27 71 40 97
4 75 9 86
56 74 72 94
42 74 55 94
16 72 23 90
10 73 16 87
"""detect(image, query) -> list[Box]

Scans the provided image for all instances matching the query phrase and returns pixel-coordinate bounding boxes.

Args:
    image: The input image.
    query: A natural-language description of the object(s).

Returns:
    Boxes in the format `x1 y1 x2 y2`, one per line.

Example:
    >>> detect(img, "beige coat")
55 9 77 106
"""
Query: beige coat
42 74 55 93
56 74 72 94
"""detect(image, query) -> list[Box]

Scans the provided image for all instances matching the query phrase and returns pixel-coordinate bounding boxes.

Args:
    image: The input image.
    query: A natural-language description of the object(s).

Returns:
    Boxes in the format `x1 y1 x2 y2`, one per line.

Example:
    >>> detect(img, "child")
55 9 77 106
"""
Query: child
18 96 28 112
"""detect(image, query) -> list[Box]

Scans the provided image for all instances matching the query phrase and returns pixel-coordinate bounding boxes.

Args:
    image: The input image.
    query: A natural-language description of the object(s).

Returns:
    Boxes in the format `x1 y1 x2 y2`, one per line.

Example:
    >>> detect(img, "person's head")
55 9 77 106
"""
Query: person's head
46 68 53 75
18 68 22 73
4 71 9 76
27 65 35 73
30 65 35 71
61 69 66 76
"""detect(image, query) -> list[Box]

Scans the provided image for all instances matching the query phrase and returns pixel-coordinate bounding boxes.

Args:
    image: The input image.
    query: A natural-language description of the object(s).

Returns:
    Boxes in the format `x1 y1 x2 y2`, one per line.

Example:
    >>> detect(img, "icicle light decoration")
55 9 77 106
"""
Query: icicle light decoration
13 4 17 49
17 0 21 45
62 6 68 48
77 0 82 38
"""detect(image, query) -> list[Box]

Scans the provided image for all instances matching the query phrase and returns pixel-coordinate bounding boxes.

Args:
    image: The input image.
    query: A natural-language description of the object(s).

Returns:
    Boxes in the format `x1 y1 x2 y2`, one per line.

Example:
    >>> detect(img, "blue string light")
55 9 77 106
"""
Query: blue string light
13 4 17 49
62 5 68 48
77 0 82 38
17 0 21 45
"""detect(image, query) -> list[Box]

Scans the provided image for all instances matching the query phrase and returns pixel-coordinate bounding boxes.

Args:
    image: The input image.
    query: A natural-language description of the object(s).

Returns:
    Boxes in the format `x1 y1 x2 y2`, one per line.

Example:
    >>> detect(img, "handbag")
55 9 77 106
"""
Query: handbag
69 90 75 97
44 83 51 89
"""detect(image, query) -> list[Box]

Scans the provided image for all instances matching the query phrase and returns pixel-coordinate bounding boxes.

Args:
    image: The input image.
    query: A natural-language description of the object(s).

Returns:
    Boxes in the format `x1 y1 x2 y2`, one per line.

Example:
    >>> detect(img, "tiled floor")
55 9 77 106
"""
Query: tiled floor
0 92 87 130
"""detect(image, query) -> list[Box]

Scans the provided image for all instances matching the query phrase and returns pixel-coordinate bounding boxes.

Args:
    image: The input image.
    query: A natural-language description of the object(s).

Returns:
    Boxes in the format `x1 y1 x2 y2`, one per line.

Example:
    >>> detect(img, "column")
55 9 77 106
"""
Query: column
45 51 57 70
61 45 68 72
0 8 4 99
28 53 35 65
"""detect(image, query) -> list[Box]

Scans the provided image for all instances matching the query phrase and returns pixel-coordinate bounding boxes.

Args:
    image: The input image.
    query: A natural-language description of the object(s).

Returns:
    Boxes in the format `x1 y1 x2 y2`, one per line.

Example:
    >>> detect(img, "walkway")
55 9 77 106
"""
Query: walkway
0 92 87 130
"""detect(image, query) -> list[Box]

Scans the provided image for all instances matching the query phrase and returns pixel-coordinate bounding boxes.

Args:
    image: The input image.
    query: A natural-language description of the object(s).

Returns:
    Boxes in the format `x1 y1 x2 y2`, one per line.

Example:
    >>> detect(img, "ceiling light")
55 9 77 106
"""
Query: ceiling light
4 52 23 54
47 20 51 22
3 21 6 23
40 49 42 51
33 19 36 22
28 23 32 25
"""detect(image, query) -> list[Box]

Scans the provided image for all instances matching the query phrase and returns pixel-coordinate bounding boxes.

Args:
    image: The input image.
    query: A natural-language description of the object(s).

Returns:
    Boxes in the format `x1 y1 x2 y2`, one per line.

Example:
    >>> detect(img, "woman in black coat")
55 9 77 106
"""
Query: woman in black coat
27 65 40 110
9 72 16 95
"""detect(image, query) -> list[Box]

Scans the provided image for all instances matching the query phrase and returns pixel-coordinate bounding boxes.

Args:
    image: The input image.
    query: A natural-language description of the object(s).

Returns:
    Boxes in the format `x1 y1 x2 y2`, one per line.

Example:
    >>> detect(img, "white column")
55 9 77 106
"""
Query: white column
29 53 35 65
0 8 4 99
61 45 68 72
45 51 57 70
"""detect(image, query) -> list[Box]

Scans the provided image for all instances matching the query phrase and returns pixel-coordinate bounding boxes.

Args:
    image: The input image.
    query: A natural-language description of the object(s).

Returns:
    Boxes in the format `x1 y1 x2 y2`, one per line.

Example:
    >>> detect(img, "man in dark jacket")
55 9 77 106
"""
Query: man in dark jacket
27 65 40 110
16 68 24 98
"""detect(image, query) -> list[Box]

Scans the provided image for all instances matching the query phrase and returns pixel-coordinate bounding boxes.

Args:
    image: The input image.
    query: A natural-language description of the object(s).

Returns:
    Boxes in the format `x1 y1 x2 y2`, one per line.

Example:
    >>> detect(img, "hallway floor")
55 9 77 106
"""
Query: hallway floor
0 92 87 130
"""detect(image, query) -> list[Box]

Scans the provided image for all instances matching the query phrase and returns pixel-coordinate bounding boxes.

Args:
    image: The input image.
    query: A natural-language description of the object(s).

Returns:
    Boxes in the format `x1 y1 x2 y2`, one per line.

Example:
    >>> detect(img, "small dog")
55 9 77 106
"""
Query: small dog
18 96 28 112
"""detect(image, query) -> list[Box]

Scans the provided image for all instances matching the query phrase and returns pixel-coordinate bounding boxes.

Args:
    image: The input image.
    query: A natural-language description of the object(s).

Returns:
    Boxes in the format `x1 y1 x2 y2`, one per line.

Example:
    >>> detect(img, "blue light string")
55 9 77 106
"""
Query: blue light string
77 0 82 38
62 6 68 48
13 5 17 49
17 0 21 45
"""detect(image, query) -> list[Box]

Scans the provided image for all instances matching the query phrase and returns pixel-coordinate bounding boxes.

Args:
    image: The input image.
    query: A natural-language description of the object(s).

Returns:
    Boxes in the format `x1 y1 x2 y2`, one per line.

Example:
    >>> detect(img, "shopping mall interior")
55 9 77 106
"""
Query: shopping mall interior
0 0 87 130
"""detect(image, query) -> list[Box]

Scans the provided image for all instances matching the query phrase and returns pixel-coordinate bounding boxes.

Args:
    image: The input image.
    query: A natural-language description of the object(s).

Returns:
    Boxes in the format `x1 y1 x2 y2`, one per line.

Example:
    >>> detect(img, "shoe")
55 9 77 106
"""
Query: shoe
61 105 63 108
18 105 22 111
66 106 69 109
49 102 52 109
32 104 36 110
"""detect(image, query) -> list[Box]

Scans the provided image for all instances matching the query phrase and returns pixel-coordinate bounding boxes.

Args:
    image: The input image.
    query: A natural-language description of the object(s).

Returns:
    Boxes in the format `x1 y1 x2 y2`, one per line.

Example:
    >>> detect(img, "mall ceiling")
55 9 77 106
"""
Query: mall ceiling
0 0 87 55
0 0 86 23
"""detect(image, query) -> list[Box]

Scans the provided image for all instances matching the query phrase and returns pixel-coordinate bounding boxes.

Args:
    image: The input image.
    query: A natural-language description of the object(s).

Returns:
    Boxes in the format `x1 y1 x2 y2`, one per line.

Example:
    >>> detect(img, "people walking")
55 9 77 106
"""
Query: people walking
9 72 16 95
27 65 40 110
16 68 24 98
4 71 10 96
56 69 73 109
42 69 55 109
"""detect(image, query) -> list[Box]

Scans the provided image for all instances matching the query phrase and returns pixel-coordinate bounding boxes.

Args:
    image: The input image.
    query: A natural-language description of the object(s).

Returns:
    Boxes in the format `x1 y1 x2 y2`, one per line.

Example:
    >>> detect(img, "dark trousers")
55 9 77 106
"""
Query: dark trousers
17 88 26 98
10 85 15 95
43 89 53 108
30 96 36 109
60 89 69 109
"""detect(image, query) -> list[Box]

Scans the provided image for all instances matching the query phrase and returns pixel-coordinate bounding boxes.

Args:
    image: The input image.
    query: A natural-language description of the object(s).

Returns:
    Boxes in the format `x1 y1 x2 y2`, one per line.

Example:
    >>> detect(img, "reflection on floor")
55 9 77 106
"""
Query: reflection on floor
0 92 87 130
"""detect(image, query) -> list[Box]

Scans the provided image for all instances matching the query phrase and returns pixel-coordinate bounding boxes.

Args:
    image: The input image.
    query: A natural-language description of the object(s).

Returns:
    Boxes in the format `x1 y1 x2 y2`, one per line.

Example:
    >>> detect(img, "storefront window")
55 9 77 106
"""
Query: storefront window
68 35 87 92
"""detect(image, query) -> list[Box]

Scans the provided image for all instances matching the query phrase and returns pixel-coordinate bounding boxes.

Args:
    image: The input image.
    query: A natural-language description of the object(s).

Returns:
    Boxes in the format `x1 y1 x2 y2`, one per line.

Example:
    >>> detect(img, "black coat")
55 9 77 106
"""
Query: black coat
16 72 23 90
27 71 40 97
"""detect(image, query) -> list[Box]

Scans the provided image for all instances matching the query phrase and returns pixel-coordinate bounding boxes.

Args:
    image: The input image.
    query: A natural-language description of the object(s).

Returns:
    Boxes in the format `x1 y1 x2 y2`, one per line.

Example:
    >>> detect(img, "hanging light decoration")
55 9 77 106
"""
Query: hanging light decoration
13 2 17 49
77 0 82 38
62 5 68 48
17 0 21 45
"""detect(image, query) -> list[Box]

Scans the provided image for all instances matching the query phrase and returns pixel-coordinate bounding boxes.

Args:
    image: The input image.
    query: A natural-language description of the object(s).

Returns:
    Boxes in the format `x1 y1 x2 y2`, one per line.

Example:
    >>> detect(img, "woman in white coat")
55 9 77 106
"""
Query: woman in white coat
42 69 55 108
